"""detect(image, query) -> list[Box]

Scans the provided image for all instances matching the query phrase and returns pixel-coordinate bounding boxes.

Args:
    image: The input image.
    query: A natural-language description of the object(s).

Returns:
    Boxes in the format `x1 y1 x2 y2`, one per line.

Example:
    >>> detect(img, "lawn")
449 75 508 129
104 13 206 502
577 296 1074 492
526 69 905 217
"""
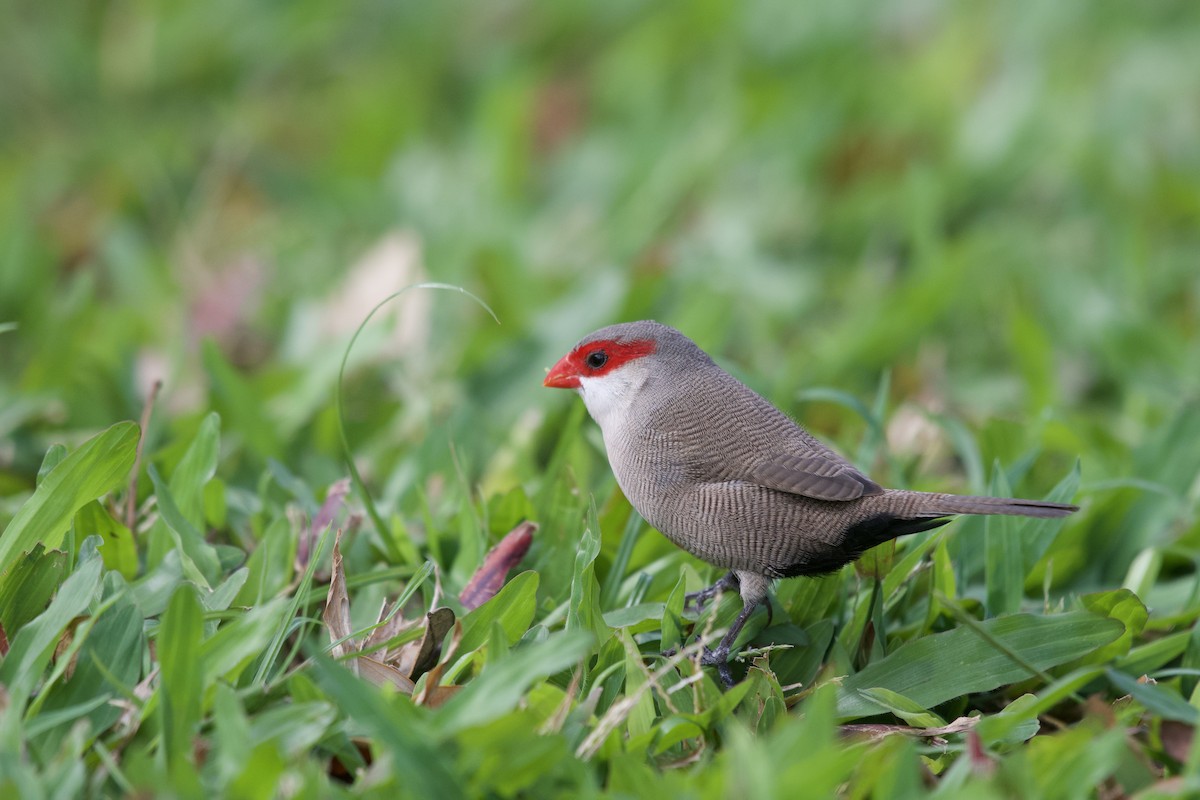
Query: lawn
2 1 1200 797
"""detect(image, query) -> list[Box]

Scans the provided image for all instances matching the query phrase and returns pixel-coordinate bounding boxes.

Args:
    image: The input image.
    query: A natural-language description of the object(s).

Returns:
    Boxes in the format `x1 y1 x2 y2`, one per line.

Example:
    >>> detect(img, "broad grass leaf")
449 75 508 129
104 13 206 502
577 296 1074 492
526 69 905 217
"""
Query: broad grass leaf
854 687 945 728
599 495 641 609
774 572 840 628
32 576 144 756
130 550 186 618
434 629 593 736
147 462 221 587
1076 589 1148 665
36 444 68 485
0 554 104 742
458 570 539 656
835 611 1125 720
455 704 576 796
159 585 205 776
201 597 293 685
984 463 1022 617
973 693 1042 746
660 572 687 652
765 619 833 688
971 665 1104 747
0 544 66 634
74 500 137 579
1022 725 1130 797
310 656 462 797
247 702 338 759
233 517 296 607
566 505 609 645
1103 403 1200 581
205 568 250 615
0 422 138 576
602 602 665 632
881 528 942 600
1116 630 1190 676
1107 669 1199 724
1021 460 1080 572
202 342 282 460
620 628 655 739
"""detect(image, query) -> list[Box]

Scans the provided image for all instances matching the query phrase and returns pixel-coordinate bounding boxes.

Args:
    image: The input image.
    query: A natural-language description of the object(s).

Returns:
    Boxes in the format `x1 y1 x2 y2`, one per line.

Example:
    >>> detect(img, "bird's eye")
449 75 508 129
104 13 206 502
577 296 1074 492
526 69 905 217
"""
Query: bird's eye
585 350 608 369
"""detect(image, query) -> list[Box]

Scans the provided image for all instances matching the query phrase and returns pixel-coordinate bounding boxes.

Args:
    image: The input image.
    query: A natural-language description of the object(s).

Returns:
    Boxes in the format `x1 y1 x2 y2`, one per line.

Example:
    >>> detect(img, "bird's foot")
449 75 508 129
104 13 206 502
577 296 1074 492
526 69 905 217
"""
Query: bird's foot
699 645 735 688
685 572 739 613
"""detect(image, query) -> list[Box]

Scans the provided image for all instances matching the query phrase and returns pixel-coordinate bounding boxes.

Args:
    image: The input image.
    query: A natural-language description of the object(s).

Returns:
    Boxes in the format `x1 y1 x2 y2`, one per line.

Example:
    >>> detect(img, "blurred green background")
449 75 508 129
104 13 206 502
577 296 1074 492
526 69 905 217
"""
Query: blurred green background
2 0 1198 581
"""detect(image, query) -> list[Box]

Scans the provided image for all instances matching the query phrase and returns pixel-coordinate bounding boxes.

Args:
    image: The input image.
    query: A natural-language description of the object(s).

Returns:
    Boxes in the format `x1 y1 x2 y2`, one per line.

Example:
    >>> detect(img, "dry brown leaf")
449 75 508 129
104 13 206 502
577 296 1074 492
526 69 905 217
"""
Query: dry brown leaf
840 716 980 744
362 598 420 656
459 521 536 611
416 620 463 707
419 685 462 709
323 530 356 662
355 657 417 693
1160 720 1194 765
392 608 455 680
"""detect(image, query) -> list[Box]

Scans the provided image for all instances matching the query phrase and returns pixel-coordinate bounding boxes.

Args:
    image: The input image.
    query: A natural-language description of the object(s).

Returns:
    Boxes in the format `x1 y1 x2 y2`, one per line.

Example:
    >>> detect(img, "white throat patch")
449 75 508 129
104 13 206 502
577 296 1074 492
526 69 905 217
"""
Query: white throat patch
577 367 647 431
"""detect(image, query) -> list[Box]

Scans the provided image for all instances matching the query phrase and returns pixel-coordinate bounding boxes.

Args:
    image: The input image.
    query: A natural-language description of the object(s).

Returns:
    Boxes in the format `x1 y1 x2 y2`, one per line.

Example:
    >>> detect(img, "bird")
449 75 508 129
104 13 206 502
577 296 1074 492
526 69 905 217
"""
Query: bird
543 320 1078 686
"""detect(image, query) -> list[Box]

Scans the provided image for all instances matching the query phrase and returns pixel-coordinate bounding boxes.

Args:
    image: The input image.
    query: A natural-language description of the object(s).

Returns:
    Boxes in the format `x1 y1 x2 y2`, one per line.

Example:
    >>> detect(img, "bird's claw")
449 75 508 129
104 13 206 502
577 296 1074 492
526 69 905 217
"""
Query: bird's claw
684 585 721 614
699 646 735 688
684 573 739 614
661 644 735 687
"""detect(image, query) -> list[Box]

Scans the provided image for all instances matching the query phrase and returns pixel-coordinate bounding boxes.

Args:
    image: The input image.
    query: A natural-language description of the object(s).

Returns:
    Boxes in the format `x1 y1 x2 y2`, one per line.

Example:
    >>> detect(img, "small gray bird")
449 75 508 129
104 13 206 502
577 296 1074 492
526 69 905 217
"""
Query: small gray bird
544 320 1077 686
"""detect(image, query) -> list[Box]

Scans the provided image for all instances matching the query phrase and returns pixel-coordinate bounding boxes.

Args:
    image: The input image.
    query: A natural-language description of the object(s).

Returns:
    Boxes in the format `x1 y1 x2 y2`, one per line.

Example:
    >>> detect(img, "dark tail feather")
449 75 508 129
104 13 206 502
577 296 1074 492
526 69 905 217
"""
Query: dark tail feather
919 493 1078 519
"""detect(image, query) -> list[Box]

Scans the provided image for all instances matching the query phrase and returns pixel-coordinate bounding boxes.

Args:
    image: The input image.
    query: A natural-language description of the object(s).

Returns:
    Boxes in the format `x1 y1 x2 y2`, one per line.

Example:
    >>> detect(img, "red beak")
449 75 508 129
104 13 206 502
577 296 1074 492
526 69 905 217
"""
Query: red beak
543 354 581 389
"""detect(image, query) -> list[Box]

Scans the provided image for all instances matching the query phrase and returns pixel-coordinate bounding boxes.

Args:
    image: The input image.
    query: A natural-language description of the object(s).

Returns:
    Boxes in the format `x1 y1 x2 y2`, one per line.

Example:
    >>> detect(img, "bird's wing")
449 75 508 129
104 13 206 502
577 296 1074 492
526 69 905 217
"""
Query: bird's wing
748 452 883 502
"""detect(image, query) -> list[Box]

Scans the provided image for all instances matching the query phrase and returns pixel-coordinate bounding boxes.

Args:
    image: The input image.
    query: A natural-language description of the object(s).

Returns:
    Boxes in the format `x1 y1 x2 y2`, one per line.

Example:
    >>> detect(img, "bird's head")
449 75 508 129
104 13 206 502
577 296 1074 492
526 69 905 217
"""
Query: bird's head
544 320 698 426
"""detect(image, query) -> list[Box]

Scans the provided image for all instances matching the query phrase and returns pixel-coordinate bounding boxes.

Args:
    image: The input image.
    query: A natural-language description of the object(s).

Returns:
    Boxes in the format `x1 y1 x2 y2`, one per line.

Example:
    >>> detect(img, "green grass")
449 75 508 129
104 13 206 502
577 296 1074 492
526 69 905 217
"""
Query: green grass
2 0 1200 797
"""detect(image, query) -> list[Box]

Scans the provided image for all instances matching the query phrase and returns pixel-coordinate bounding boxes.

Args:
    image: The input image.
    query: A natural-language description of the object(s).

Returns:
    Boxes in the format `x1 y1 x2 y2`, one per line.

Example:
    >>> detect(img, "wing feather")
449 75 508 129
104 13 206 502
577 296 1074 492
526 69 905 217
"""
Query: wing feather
749 453 883 502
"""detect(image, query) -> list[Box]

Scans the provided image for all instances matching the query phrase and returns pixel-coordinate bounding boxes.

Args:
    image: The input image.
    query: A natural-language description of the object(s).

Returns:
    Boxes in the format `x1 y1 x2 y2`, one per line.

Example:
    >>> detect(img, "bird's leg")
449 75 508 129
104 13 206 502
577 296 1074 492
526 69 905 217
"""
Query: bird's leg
699 600 758 688
699 571 771 688
685 571 739 613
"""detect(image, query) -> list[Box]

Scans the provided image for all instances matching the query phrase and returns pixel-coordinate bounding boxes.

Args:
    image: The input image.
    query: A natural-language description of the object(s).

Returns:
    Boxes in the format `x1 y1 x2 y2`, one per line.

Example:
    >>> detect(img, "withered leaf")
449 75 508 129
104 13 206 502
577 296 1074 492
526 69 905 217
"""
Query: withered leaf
299 478 351 570
393 607 455 680
459 521 535 611
355 656 417 693
416 620 463 707
323 530 356 660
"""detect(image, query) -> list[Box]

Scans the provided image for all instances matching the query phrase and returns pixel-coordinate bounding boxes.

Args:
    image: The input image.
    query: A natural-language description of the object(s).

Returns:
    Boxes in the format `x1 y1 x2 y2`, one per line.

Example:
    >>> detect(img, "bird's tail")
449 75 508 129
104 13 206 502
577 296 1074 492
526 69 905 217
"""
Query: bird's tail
912 493 1078 519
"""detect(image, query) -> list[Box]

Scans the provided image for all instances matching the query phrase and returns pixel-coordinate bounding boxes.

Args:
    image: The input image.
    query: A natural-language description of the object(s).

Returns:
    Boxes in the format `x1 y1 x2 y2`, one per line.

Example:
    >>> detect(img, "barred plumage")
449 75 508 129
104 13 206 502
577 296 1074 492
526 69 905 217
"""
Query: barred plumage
545 320 1078 686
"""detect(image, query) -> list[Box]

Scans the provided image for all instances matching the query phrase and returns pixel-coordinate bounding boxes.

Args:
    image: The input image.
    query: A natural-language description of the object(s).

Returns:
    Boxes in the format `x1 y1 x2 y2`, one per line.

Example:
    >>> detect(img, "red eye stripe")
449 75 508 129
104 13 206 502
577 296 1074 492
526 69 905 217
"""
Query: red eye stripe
544 338 656 389
573 338 656 376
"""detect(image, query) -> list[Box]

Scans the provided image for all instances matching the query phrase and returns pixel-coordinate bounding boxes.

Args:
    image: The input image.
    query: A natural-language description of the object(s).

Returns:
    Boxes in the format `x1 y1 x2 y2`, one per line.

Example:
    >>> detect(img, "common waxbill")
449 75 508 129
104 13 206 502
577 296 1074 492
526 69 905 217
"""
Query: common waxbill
544 320 1078 686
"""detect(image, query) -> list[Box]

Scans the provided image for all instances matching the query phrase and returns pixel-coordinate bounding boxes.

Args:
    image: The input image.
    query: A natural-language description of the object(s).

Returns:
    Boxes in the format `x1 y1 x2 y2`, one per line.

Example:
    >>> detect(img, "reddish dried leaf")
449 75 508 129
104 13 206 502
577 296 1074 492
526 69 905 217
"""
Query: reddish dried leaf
967 729 996 777
459 521 536 611
1161 720 1194 764
299 478 351 569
